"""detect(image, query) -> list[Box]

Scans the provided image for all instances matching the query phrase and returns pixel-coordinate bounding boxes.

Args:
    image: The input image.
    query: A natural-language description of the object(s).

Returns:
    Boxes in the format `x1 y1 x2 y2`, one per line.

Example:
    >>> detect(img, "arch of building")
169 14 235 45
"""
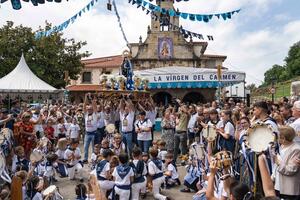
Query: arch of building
152 91 172 106
183 92 206 104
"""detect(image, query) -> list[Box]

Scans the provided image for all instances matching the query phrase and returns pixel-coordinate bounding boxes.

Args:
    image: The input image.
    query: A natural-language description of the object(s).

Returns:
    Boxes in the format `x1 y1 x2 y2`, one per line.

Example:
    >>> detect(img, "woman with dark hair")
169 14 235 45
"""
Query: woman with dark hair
217 110 236 153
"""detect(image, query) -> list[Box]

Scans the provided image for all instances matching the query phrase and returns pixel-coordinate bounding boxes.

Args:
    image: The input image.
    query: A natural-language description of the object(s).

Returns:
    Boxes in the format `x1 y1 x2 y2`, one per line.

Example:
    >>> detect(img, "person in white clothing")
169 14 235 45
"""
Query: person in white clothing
290 101 300 145
93 149 115 196
68 118 81 140
64 140 83 181
119 98 135 155
112 153 134 200
135 111 153 153
131 147 147 200
83 93 98 163
164 153 180 188
148 148 170 200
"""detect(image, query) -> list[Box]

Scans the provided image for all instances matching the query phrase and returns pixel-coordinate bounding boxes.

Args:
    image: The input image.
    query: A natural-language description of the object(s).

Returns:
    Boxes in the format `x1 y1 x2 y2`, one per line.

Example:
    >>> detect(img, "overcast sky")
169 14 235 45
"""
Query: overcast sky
0 0 299 85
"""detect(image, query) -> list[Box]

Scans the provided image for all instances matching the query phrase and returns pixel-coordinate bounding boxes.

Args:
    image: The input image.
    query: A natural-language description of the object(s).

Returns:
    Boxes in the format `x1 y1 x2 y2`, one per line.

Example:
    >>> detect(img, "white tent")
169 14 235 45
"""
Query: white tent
0 54 58 93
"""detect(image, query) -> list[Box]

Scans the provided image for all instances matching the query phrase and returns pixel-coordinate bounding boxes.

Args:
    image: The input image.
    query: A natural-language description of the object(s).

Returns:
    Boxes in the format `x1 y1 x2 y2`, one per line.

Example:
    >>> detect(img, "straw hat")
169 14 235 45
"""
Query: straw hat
21 112 31 119
57 138 68 150
30 151 43 163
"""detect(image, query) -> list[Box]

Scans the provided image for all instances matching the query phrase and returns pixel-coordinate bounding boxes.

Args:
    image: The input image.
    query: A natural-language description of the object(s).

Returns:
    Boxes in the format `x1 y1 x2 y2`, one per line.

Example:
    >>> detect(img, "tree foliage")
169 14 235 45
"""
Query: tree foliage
263 41 300 86
0 21 90 89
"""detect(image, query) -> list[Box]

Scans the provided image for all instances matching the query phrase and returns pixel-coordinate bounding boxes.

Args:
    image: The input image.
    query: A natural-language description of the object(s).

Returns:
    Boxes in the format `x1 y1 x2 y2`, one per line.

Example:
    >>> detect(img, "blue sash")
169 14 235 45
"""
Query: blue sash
96 160 108 181
57 163 68 177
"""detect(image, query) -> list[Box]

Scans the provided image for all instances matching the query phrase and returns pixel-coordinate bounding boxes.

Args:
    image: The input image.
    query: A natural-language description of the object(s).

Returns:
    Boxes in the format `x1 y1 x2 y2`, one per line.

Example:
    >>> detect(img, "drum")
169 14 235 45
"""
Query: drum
190 142 205 160
42 185 57 196
244 122 276 153
42 185 63 200
210 151 233 169
202 125 217 142
1 128 13 141
105 124 116 134
30 151 43 163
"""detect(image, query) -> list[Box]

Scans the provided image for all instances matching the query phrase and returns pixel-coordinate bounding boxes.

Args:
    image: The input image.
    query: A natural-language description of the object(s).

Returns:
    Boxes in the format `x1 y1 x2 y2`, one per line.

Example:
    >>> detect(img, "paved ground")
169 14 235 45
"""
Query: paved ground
55 133 195 200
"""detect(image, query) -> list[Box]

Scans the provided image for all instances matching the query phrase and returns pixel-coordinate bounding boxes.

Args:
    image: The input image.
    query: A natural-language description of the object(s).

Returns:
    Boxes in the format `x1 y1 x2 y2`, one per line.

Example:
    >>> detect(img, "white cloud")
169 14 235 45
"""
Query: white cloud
0 0 299 86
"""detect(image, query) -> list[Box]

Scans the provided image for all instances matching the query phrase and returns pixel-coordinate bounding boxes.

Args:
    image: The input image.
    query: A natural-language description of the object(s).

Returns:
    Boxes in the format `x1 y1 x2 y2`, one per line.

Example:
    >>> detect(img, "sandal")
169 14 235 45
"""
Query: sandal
180 188 191 193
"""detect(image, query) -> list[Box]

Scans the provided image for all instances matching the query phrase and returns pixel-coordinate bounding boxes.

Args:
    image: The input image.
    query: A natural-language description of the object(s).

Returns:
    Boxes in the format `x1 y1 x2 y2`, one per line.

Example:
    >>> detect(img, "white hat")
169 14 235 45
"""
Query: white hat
293 101 300 111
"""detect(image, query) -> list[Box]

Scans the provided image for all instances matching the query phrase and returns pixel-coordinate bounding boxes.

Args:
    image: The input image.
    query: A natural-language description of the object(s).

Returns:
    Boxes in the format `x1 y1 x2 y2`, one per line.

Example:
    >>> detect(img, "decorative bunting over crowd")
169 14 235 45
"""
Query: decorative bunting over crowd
129 0 241 23
128 0 214 41
35 0 99 39
0 0 67 10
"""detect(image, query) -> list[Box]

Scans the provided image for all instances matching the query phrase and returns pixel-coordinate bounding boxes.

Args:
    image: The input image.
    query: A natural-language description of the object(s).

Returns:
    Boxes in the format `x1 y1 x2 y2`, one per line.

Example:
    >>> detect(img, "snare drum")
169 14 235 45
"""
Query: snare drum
202 125 217 142
245 122 276 153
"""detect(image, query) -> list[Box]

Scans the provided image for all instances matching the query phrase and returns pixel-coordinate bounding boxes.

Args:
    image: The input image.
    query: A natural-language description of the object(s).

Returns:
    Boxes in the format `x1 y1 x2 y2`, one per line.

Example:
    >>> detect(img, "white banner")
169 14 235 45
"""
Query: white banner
146 72 245 83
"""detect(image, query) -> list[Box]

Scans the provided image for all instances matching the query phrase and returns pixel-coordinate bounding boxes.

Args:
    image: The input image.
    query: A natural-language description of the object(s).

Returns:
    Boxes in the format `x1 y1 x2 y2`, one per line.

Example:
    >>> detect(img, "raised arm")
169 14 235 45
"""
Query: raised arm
206 160 218 200
258 154 276 197
126 99 134 112
83 93 88 113
92 96 97 113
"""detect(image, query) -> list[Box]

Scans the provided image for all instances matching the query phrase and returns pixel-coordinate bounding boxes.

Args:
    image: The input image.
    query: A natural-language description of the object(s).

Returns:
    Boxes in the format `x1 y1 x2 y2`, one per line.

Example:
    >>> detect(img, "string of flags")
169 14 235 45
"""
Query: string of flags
128 0 214 41
0 0 67 10
129 0 241 23
112 0 131 48
35 0 99 39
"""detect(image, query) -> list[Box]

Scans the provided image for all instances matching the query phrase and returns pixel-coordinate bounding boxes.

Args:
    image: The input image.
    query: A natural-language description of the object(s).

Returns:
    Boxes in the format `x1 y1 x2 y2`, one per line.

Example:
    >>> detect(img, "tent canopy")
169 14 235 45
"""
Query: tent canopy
0 54 58 93
135 66 245 89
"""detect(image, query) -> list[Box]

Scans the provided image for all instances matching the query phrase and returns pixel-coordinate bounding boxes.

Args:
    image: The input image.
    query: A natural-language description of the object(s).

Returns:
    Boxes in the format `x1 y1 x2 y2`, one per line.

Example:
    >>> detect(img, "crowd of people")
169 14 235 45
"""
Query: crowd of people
0 93 300 200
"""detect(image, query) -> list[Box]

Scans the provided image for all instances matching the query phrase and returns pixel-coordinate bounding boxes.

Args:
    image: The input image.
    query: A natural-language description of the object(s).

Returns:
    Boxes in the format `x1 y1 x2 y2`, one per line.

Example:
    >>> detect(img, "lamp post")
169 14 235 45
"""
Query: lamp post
271 78 276 103
217 65 222 103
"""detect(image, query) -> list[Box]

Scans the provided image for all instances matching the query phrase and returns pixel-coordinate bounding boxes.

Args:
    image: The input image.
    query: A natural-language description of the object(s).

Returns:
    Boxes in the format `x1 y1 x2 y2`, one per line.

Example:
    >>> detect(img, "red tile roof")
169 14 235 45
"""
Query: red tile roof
82 55 123 68
66 85 101 92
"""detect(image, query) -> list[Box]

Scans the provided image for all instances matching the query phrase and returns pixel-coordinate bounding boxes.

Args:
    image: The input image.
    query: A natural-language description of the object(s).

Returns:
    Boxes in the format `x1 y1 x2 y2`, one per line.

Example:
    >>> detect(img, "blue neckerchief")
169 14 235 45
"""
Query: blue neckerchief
151 158 162 171
116 164 131 179
96 160 108 180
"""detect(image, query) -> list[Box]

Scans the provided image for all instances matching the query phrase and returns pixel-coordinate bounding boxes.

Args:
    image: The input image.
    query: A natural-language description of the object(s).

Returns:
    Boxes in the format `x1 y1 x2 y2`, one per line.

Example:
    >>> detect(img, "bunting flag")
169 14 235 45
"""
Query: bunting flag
129 0 241 23
112 0 130 48
128 0 214 41
0 0 68 10
35 0 99 39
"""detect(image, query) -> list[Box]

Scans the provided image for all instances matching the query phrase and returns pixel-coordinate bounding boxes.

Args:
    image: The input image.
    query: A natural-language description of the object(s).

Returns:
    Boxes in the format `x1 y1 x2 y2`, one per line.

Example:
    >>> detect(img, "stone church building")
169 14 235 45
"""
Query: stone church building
67 0 245 104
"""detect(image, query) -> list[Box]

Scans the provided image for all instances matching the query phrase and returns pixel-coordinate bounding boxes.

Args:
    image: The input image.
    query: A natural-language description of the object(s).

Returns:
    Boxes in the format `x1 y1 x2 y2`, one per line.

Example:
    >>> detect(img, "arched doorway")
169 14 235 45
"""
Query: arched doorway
153 92 172 106
183 92 206 104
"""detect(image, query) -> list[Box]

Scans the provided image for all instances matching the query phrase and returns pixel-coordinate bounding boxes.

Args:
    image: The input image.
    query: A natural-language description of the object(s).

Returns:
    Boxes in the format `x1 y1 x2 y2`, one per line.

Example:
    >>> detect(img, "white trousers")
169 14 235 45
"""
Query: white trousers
68 163 83 180
98 180 115 195
131 179 147 200
114 187 130 200
152 177 167 200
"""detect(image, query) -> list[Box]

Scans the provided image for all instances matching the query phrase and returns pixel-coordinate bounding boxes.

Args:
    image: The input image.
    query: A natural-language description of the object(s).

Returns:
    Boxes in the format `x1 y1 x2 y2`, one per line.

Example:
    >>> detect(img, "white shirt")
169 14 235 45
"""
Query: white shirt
97 112 105 128
224 122 235 137
167 163 179 180
148 160 165 176
158 150 168 161
290 118 300 144
64 147 81 166
146 110 157 124
187 113 198 131
120 111 135 132
135 118 153 141
32 192 43 200
69 123 80 139
112 165 134 186
55 149 65 160
85 113 98 132
98 160 111 179
31 114 43 133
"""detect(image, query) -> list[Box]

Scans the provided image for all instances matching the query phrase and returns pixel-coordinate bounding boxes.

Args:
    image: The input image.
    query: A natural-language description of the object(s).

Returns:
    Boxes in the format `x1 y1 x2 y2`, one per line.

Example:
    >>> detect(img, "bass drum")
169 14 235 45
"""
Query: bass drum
202 125 217 142
245 123 275 153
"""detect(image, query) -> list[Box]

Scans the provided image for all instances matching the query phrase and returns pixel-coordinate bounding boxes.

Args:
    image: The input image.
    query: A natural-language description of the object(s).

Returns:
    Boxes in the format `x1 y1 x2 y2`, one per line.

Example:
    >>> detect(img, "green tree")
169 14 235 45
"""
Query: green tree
263 64 286 85
0 21 90 88
285 41 300 78
246 83 257 92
